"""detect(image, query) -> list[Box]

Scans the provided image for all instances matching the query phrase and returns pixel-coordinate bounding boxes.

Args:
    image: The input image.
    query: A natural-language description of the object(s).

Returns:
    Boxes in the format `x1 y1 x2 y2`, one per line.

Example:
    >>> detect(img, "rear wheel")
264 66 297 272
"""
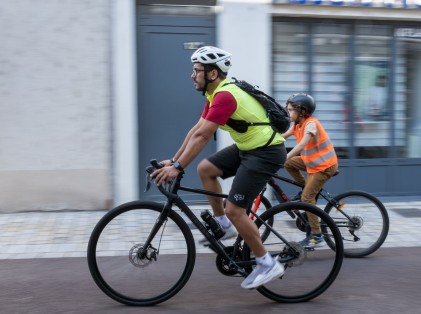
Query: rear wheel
242 202 344 303
323 191 389 258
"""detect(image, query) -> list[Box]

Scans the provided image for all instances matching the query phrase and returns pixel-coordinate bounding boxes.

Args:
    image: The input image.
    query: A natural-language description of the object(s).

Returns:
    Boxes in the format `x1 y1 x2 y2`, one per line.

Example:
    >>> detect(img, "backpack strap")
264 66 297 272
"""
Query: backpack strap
261 130 277 148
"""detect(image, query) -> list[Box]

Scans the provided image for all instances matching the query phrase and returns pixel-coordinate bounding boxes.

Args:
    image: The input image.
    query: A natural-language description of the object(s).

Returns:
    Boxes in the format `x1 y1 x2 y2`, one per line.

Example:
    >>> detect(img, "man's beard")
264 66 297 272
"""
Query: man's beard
195 81 205 91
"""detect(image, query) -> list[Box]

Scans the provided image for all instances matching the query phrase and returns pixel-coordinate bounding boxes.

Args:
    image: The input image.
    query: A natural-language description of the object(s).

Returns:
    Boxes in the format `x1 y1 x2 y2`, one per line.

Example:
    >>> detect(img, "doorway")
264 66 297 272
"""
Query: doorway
136 6 216 201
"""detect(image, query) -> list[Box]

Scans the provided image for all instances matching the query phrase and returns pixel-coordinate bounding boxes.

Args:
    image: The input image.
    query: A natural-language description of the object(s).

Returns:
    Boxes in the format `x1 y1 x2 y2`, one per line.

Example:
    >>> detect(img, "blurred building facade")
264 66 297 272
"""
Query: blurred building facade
0 1 113 212
0 0 420 212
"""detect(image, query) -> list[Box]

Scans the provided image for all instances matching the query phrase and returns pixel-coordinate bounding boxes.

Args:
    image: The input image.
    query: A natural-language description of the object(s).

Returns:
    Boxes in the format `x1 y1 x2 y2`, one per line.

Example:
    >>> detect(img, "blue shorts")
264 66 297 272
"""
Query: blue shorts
206 144 286 209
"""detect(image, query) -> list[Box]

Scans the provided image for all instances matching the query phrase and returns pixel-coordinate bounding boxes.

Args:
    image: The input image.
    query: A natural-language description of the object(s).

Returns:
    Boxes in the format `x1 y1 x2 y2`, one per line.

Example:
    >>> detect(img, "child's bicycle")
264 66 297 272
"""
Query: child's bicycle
87 160 344 306
251 168 389 258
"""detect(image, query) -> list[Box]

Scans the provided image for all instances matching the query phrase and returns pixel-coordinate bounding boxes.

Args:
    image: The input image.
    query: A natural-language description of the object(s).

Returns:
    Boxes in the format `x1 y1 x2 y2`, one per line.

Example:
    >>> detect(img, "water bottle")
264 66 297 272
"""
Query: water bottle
200 210 225 239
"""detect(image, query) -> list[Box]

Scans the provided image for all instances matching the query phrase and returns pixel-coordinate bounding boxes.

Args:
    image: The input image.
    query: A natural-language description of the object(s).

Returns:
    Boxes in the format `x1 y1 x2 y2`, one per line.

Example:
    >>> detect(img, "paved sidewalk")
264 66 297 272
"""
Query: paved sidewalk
0 198 420 259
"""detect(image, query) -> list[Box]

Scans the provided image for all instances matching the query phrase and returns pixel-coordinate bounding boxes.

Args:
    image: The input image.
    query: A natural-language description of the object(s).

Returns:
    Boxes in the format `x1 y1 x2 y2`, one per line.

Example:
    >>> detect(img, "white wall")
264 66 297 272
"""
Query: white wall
216 0 272 192
110 0 139 206
0 0 112 212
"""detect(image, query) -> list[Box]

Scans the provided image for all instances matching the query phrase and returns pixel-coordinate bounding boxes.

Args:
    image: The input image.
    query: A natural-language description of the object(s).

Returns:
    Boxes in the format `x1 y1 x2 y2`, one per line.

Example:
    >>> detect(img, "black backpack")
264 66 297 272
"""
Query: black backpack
223 78 290 146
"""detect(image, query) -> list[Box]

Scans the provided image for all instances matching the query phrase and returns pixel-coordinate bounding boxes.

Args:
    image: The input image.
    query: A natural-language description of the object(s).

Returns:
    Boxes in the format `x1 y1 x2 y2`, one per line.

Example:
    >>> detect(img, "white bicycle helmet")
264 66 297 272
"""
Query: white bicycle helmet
191 46 232 74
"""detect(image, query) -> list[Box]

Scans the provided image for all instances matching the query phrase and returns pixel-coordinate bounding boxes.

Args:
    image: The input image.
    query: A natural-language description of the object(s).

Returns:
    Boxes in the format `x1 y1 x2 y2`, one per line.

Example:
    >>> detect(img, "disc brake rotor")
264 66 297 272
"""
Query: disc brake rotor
129 243 158 268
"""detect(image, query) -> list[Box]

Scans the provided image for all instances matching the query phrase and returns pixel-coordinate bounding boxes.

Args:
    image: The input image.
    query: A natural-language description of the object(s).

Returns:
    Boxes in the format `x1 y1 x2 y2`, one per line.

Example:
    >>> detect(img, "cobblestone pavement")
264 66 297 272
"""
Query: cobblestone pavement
0 198 420 259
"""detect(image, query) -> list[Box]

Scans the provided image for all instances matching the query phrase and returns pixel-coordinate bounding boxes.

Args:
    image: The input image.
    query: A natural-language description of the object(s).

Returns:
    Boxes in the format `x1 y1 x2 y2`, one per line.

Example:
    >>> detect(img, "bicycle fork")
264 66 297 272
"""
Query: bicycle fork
137 202 174 261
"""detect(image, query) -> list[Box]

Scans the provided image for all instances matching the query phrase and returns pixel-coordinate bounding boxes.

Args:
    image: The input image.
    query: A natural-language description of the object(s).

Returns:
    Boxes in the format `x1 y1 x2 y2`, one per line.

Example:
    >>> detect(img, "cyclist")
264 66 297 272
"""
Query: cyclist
281 94 338 248
151 46 286 289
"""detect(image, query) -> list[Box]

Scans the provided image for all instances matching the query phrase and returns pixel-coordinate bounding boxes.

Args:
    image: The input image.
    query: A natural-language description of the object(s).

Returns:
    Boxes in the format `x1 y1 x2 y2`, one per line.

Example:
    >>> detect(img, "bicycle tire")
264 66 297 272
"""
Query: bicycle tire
242 202 344 303
322 190 389 258
87 201 196 306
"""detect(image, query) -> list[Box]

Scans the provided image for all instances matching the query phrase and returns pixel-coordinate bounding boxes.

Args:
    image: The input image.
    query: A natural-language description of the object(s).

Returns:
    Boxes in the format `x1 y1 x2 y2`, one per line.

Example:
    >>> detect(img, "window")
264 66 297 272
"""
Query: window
395 27 421 158
354 24 392 158
272 22 309 149
273 19 421 160
312 23 351 158
272 22 308 98
272 21 352 157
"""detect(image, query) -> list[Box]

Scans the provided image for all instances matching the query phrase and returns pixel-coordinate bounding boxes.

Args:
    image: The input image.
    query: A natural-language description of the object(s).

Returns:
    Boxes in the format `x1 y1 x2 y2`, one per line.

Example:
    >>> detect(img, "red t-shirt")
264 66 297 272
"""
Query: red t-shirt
201 91 237 125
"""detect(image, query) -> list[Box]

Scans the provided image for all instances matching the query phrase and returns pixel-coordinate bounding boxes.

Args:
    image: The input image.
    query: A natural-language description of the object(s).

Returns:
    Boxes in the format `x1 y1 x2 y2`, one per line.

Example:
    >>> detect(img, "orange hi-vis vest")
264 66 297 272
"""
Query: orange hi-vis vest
293 117 338 174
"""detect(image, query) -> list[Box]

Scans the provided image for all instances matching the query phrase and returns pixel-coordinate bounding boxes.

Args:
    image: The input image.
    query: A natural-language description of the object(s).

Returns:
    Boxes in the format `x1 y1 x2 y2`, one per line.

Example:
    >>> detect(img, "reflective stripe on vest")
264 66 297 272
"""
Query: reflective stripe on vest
293 118 337 173
304 146 336 169
301 138 334 156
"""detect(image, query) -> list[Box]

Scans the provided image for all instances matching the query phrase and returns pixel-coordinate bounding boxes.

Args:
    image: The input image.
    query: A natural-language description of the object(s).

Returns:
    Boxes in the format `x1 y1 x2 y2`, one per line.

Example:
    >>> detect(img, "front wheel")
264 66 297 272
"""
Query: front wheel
323 191 389 258
242 202 344 303
87 201 196 306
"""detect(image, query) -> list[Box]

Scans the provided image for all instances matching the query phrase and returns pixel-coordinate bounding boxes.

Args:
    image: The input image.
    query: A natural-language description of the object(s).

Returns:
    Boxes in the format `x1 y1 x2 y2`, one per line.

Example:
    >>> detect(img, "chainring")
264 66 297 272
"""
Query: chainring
216 246 243 276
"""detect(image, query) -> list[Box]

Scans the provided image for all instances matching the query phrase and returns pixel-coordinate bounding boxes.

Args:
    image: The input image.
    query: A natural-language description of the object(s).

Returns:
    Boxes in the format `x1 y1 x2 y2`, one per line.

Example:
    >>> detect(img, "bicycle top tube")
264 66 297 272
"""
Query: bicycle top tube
145 159 228 201
270 167 340 189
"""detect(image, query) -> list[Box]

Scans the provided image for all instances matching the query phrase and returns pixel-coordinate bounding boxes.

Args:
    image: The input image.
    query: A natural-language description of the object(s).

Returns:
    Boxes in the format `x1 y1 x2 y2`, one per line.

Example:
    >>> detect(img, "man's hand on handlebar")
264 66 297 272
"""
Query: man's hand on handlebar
159 159 173 167
151 165 181 186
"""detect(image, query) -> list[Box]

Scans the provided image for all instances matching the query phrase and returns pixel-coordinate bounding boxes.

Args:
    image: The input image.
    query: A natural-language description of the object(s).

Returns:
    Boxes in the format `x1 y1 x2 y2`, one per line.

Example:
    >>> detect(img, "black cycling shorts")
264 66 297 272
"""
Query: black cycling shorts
206 143 286 209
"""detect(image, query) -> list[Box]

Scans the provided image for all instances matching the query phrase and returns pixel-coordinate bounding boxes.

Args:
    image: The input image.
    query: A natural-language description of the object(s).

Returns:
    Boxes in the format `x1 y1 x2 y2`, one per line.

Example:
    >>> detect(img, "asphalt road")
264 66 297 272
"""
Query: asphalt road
1 246 420 314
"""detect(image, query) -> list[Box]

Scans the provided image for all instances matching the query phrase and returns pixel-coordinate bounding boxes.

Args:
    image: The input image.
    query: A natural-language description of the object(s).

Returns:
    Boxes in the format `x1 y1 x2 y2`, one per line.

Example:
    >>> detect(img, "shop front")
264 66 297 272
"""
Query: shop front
268 2 421 196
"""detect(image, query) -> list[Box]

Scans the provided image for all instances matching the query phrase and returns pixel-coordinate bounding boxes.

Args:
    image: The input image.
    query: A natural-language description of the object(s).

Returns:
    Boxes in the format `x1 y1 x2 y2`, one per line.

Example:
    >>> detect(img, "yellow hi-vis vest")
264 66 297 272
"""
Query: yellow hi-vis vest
206 79 284 151
293 117 337 173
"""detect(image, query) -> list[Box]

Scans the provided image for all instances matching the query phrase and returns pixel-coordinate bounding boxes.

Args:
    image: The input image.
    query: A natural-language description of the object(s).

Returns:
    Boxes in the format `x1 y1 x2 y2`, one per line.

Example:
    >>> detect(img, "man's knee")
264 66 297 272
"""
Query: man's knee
197 159 220 179
225 201 244 223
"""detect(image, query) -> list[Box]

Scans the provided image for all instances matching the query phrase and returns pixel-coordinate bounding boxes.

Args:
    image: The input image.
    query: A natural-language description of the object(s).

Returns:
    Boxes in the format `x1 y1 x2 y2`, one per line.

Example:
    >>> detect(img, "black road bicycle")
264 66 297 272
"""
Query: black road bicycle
87 160 344 306
250 169 389 258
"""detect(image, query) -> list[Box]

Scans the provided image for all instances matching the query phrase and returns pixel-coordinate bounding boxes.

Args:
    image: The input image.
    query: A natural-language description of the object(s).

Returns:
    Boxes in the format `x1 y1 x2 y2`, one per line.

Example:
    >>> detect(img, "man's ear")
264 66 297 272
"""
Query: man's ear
209 68 219 80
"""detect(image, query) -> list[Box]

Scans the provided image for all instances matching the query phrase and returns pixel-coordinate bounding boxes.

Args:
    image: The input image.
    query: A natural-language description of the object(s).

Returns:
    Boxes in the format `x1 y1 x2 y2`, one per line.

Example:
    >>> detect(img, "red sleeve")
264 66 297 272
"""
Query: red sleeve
201 91 237 125
201 101 210 118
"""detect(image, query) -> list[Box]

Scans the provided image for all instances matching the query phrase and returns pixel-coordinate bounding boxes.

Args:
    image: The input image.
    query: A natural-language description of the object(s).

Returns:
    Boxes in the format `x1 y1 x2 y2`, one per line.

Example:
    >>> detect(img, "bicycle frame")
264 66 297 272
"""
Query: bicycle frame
87 161 345 305
144 163 294 273
268 172 342 208
258 172 360 236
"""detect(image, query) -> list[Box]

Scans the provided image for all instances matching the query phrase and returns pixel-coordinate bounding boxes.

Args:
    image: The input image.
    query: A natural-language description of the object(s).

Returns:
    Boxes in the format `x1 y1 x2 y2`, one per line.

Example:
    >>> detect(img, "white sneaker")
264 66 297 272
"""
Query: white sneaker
241 259 285 289
198 224 237 245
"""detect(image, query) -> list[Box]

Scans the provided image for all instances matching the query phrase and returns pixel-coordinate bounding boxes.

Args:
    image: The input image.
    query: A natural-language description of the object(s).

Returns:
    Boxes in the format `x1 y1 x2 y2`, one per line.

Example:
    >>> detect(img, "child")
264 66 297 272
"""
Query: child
281 94 338 248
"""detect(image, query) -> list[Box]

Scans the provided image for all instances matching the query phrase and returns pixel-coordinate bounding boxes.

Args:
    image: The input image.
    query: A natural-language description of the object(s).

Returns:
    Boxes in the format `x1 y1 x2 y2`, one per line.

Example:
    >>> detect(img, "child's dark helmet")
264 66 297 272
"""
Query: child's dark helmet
287 93 316 116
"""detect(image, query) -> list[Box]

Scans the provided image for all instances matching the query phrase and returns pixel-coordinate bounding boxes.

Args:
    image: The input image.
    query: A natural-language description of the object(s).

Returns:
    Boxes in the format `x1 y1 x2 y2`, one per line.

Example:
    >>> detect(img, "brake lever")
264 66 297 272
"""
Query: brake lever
144 160 164 193
150 159 163 169
144 172 152 192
